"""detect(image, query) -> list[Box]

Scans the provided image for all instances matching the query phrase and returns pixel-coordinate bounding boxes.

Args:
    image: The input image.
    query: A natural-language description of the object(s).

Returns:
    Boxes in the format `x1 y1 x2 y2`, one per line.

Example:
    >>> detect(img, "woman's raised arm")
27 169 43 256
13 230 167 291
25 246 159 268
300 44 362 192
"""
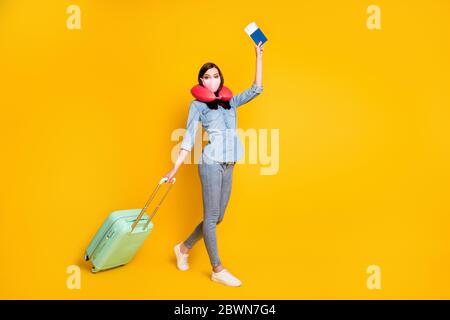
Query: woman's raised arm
255 41 264 87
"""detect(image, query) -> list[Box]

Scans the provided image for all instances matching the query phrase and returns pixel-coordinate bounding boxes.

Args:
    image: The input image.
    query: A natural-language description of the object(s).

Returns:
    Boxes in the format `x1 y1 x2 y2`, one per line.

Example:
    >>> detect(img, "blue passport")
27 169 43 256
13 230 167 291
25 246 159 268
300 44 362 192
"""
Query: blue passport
244 22 268 45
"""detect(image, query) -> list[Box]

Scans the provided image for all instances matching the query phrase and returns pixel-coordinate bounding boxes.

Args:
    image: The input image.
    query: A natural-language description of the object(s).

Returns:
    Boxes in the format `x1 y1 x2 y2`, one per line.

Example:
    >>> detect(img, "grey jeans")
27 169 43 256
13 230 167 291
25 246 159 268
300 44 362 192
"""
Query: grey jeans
183 155 235 267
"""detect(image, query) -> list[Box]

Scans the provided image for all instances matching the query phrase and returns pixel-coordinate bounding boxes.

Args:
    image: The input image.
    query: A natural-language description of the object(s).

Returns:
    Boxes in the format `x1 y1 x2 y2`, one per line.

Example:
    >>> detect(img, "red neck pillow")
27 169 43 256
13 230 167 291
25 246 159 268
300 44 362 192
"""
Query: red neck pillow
191 85 233 102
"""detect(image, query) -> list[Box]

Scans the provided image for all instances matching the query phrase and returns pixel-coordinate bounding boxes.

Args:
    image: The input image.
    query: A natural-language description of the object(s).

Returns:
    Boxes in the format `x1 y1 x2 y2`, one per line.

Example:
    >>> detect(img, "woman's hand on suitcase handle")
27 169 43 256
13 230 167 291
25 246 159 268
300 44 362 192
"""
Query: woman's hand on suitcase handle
163 149 189 184
164 167 178 184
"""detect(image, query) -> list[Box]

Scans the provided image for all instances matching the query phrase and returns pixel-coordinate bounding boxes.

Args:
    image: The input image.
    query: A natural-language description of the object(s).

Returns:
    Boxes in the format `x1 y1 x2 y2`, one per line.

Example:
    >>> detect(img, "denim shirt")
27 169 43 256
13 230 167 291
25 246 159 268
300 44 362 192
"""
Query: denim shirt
180 82 264 163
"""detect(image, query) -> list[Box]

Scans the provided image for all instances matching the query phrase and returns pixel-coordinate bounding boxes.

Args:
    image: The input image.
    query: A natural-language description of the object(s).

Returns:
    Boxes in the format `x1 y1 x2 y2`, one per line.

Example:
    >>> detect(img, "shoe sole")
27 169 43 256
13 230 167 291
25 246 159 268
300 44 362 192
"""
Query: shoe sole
211 276 242 287
174 245 189 271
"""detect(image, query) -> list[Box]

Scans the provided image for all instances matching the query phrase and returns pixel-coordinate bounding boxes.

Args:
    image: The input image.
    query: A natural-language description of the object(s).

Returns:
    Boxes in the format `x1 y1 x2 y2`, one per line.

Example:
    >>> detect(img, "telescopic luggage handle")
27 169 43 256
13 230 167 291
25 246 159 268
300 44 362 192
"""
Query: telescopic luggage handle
131 176 176 232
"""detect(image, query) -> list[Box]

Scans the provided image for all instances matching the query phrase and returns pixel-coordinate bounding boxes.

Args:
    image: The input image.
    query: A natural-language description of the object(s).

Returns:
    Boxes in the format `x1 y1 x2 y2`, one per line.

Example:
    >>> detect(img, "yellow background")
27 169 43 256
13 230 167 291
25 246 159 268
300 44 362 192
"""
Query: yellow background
1 0 450 299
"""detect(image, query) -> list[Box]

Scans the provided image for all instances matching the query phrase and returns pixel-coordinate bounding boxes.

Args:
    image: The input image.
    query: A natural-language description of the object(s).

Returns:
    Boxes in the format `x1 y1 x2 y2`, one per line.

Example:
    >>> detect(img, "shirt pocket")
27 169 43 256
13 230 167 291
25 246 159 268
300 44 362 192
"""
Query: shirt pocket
203 109 221 125
224 109 236 128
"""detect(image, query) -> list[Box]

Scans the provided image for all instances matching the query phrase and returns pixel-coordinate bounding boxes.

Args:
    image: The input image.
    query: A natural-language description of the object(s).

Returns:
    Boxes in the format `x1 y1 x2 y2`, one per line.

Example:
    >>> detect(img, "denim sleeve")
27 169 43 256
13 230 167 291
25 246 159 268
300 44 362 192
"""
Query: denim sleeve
180 102 201 152
230 82 264 108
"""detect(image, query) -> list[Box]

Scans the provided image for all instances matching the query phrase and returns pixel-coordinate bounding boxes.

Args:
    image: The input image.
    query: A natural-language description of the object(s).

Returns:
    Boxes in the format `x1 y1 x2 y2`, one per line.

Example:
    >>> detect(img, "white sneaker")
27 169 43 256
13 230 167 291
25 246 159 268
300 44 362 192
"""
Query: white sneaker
174 243 189 271
211 269 242 287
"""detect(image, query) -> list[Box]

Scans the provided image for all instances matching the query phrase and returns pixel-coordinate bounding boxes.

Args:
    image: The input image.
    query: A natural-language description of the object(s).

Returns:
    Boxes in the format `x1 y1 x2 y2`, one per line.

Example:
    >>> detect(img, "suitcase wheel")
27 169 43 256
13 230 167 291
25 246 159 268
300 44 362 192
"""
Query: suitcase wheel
91 267 98 274
84 254 89 261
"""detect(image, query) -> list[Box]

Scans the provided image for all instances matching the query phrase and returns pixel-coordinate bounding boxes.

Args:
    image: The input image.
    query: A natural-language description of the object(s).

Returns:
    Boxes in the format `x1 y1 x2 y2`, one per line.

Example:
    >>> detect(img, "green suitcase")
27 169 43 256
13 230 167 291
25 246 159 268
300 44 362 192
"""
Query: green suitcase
84 177 176 273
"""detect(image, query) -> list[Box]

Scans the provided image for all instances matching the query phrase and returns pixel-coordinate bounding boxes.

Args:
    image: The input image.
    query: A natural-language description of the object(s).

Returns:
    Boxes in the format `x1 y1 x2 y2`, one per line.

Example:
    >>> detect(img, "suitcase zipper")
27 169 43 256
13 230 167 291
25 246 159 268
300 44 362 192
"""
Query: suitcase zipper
89 215 149 259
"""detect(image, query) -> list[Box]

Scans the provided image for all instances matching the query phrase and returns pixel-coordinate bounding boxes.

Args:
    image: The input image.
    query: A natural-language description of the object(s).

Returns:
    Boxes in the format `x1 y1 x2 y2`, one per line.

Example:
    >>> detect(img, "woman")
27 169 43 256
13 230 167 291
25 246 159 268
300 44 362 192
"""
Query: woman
164 41 264 287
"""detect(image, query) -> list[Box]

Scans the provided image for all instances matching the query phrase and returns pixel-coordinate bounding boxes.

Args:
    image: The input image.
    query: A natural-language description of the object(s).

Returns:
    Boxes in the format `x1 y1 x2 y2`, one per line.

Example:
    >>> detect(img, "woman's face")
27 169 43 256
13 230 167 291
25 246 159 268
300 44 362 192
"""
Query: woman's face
201 68 221 93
